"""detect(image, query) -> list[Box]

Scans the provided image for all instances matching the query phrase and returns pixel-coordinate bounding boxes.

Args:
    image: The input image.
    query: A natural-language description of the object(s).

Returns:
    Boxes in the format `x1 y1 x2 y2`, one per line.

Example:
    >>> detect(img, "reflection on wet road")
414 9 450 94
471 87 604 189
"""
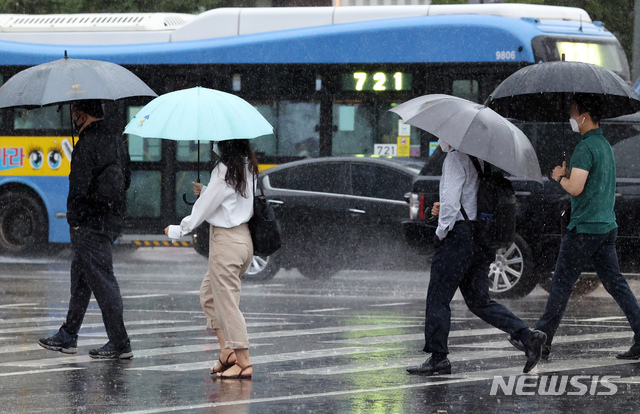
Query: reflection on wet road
1 247 640 413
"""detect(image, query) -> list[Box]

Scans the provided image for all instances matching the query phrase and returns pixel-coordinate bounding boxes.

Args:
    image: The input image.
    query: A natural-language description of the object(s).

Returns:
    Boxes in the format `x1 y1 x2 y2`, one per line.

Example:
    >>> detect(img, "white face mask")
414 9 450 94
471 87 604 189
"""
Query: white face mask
569 115 585 133
438 138 451 153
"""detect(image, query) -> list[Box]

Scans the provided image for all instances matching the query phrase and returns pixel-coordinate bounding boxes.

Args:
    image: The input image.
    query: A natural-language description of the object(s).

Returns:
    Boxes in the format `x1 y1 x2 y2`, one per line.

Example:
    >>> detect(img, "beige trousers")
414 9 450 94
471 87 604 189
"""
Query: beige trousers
199 224 253 349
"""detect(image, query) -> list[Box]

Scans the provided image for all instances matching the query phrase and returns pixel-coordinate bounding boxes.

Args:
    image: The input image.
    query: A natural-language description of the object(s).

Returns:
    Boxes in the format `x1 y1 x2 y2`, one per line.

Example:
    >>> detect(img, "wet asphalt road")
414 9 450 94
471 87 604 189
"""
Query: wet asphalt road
2 247 640 413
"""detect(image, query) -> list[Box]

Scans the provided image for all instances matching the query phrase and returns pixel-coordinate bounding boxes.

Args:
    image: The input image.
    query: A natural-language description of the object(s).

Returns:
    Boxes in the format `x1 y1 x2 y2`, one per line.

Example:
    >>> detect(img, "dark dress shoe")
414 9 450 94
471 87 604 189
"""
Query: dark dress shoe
509 335 552 361
616 343 640 360
407 357 452 376
523 330 547 373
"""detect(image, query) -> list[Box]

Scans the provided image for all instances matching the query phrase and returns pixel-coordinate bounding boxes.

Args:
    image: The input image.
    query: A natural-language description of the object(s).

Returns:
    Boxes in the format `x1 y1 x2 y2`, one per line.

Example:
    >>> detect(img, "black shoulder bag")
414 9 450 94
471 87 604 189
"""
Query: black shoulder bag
248 174 282 257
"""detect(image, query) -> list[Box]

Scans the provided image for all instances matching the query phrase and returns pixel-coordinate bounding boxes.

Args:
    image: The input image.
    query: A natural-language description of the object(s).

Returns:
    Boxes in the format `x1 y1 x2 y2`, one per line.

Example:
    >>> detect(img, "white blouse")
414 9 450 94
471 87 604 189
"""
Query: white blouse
167 162 254 240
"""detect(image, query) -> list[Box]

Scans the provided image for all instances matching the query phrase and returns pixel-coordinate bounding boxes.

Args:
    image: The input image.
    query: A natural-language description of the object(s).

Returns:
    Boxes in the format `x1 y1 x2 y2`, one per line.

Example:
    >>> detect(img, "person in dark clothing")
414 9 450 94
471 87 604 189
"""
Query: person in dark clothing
39 100 133 359
407 139 546 376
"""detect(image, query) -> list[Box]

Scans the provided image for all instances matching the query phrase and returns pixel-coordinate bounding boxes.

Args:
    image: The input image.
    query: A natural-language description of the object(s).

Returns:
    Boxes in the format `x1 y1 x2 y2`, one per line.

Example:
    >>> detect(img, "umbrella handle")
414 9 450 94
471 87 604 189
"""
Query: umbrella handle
182 193 197 206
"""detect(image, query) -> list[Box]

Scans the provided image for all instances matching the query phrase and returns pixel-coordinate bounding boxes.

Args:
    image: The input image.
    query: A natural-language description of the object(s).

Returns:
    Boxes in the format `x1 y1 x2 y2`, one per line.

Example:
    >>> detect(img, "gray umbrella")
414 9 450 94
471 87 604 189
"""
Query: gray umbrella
0 52 156 109
391 94 543 183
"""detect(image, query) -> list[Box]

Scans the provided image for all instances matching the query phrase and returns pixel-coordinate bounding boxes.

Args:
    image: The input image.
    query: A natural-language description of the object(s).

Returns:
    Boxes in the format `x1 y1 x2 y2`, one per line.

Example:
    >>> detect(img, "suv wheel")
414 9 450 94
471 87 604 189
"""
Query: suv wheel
243 253 281 281
488 234 538 299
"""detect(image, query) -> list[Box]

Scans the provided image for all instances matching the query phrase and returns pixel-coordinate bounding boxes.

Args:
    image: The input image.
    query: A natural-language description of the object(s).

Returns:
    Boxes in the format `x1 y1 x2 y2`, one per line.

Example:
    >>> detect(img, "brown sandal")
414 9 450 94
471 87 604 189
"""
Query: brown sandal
210 351 236 375
218 363 252 380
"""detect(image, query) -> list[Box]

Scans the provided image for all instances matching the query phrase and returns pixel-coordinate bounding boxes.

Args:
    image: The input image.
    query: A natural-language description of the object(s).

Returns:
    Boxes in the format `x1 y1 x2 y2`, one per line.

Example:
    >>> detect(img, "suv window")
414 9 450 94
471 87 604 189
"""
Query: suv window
614 133 640 178
268 163 347 194
351 163 410 201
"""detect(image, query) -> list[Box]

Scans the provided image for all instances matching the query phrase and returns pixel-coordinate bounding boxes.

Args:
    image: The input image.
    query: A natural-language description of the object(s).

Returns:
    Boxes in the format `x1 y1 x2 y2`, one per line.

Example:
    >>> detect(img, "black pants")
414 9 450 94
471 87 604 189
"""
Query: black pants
536 228 640 345
423 222 529 354
61 227 128 346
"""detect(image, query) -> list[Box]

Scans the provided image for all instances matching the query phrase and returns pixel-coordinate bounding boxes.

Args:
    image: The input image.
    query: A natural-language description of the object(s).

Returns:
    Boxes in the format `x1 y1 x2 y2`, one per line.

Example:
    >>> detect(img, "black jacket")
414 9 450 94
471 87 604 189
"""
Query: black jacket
66 120 131 235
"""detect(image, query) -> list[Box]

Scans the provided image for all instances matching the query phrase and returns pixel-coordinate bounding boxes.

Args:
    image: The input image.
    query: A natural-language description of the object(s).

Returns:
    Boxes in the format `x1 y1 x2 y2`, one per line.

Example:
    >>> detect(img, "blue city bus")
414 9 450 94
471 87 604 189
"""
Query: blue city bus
0 8 629 256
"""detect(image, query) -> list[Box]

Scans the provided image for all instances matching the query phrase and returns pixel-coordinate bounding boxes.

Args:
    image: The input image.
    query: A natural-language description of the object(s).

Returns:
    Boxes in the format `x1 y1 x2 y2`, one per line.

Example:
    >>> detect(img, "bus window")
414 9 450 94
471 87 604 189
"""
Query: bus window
452 80 479 103
126 105 161 162
279 101 320 157
378 103 422 157
14 106 68 130
251 101 320 157
332 101 375 156
175 170 212 219
126 171 162 218
251 103 277 157
176 141 211 162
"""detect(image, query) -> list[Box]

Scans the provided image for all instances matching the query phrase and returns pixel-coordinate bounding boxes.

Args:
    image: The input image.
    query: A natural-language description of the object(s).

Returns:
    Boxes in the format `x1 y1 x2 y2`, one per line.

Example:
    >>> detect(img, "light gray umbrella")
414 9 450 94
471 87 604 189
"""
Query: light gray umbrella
390 94 543 183
0 52 156 109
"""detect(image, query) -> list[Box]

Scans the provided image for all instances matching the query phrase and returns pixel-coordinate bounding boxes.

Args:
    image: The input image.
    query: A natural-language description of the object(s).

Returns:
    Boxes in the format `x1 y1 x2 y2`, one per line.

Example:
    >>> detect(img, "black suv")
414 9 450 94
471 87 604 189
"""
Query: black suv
403 115 640 298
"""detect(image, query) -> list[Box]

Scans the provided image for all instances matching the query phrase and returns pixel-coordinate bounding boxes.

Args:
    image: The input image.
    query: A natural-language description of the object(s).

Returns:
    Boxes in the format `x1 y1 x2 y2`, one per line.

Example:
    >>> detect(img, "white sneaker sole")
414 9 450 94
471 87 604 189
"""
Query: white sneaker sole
38 342 77 354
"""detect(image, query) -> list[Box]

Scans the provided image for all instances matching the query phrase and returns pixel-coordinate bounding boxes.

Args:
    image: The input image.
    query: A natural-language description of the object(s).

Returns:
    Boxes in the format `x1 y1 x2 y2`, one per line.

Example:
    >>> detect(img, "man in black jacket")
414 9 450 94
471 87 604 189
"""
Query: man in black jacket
39 100 133 359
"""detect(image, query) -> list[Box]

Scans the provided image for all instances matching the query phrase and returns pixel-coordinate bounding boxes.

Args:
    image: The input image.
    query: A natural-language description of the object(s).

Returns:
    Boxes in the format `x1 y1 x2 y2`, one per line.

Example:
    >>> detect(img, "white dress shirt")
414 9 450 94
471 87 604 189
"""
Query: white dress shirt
167 162 255 240
436 150 480 239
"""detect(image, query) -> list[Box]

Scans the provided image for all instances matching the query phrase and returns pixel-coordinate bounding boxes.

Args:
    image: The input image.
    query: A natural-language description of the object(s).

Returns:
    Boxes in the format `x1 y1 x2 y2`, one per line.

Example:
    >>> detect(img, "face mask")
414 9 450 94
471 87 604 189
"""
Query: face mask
438 138 451 153
72 115 83 134
569 115 585 133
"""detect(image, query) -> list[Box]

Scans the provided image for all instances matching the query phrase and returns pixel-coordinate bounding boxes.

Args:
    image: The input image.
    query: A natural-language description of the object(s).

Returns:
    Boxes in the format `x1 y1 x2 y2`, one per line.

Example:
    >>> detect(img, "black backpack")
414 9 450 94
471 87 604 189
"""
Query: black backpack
462 157 516 249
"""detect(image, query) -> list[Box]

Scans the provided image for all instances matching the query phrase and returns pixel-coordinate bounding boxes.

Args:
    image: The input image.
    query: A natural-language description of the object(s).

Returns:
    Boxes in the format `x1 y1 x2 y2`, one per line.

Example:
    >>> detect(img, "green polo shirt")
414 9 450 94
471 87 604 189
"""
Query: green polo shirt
567 128 617 234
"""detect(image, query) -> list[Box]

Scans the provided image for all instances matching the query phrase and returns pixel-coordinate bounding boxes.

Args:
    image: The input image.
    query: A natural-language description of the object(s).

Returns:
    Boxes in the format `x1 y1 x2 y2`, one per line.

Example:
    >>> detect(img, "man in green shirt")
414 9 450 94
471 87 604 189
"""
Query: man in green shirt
531 94 640 360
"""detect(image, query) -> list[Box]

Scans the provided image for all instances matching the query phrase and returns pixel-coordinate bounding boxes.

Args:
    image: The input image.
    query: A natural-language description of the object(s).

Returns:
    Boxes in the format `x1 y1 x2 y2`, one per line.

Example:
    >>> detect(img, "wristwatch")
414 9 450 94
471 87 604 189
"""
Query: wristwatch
557 175 565 183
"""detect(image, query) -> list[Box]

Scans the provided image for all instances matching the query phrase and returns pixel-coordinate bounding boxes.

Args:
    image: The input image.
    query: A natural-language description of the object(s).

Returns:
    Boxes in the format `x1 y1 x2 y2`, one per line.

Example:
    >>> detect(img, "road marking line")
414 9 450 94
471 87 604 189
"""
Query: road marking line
122 294 170 299
115 356 640 414
369 302 411 307
277 350 522 376
0 303 38 308
128 346 398 372
0 343 272 368
303 308 350 313
80 322 301 337
449 330 635 349
0 320 189 335
325 328 502 345
0 367 84 377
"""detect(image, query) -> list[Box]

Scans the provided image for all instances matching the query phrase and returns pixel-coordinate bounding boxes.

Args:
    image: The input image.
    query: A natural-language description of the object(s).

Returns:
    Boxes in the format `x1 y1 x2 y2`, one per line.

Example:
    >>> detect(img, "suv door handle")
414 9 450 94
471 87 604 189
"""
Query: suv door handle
348 208 366 214
268 199 284 206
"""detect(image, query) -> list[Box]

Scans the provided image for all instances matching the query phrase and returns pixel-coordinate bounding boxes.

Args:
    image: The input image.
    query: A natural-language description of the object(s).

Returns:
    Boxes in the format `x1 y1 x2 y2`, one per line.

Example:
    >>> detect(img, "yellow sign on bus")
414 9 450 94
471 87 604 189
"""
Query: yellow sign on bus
0 136 72 177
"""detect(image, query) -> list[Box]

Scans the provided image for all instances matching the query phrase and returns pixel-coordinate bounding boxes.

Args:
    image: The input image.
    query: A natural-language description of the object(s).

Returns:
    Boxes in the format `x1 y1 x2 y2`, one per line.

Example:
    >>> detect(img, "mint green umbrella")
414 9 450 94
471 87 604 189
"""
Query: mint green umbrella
123 86 273 141
124 87 273 204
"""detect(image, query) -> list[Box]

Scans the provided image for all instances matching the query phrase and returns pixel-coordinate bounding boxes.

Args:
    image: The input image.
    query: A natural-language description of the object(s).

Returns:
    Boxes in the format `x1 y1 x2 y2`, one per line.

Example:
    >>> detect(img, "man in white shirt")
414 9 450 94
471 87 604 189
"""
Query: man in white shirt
407 139 546 376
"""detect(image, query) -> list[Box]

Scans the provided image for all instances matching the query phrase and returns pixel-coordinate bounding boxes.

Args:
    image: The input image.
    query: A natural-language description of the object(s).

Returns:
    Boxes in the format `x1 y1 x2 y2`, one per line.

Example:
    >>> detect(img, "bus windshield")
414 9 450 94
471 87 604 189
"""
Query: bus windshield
533 36 630 80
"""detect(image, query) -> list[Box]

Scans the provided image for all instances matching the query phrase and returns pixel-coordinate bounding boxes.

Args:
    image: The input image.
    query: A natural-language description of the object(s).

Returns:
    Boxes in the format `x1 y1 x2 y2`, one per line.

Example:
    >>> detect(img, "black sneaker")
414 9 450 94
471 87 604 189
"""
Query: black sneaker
616 343 640 360
39 328 77 354
89 339 133 359
523 330 547 373
407 357 452 376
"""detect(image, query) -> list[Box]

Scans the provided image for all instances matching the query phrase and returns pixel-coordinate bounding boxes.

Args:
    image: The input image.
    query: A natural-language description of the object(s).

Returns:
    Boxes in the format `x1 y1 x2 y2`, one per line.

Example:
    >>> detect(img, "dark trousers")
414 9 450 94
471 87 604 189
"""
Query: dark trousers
423 222 529 354
61 227 128 345
536 228 640 345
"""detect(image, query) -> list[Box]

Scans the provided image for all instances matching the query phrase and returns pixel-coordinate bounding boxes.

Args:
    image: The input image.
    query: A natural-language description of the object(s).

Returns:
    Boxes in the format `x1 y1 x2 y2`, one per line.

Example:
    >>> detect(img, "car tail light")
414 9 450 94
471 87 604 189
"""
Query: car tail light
409 193 420 220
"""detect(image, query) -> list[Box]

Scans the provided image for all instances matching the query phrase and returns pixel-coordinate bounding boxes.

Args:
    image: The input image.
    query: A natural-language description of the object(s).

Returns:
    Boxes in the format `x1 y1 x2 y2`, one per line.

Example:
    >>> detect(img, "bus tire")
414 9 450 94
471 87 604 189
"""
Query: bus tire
0 191 47 254
488 234 538 299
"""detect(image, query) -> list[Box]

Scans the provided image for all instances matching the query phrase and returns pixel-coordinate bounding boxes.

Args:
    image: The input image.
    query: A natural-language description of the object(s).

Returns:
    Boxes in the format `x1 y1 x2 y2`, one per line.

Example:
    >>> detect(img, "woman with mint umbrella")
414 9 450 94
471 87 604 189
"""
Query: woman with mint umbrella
125 87 273 379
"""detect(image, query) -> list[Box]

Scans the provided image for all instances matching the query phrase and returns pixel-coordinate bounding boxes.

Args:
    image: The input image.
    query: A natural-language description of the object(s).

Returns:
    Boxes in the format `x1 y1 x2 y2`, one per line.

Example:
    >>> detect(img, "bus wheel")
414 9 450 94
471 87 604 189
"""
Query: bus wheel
243 253 280 282
0 191 47 254
488 234 538 299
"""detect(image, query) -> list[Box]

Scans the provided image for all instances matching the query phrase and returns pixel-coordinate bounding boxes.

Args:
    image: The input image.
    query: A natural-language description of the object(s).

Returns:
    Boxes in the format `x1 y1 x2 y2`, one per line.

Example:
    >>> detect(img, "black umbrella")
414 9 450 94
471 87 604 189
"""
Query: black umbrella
486 61 640 122
0 51 156 109
0 51 157 147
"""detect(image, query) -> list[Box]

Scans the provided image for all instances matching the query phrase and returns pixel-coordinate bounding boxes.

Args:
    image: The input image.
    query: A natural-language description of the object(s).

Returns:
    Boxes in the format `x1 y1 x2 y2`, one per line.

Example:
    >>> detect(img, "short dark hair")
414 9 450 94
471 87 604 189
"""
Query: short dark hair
72 100 104 118
573 93 602 124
